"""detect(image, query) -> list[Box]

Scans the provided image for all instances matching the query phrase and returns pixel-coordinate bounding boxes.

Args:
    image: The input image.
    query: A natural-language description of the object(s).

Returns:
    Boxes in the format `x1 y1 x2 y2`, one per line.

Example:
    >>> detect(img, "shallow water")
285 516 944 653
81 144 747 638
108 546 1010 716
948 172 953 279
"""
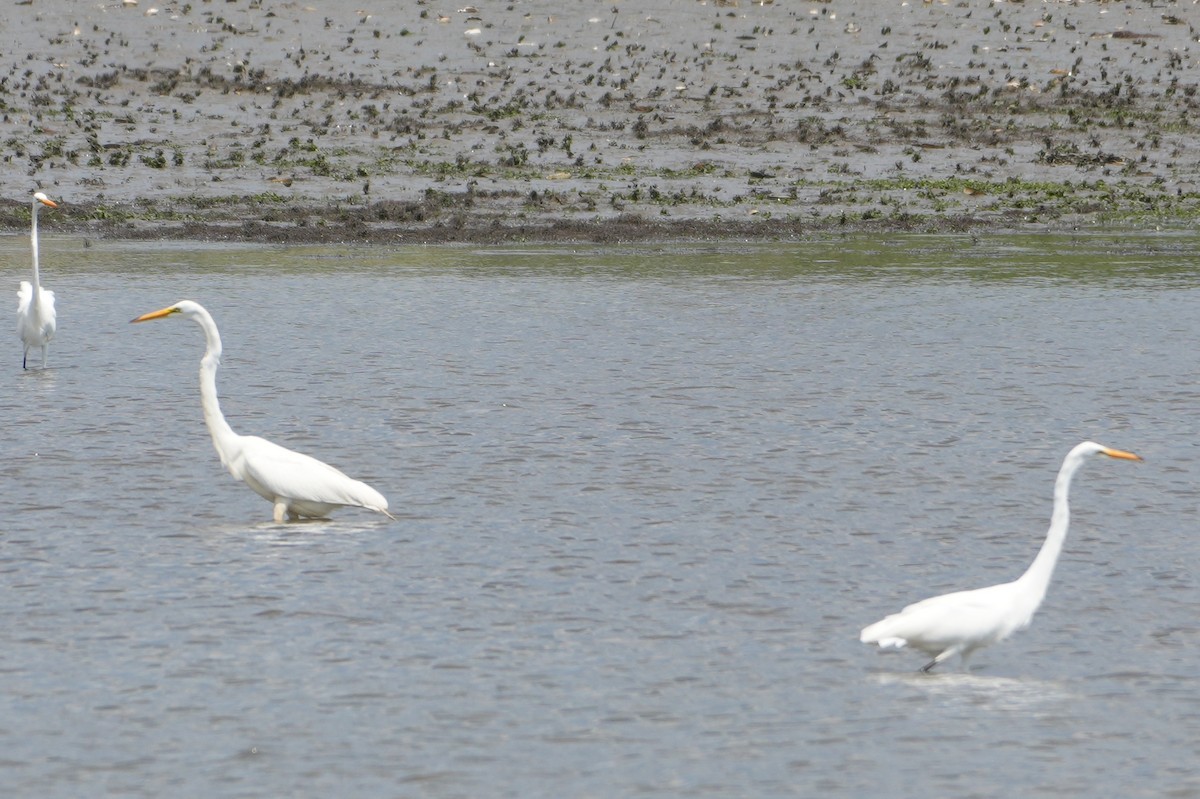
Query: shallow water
3 233 1199 797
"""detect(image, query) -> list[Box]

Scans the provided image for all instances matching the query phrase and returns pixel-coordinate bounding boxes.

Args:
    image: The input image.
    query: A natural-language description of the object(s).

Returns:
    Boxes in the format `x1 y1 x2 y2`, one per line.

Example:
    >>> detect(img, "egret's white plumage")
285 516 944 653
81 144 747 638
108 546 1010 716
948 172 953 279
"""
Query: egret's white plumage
860 441 1141 672
132 300 394 523
16 191 58 369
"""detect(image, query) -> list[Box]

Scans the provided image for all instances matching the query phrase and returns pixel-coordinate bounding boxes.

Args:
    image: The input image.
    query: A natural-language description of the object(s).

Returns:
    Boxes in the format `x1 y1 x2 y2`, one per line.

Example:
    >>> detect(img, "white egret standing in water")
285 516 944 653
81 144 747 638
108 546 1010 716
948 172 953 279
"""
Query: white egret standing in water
860 441 1141 672
16 191 58 369
132 300 394 523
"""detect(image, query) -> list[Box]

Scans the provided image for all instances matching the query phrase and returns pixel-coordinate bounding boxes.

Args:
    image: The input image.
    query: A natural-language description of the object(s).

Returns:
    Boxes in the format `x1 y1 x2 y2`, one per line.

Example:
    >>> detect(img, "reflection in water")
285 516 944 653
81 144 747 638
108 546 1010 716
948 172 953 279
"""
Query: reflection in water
230 518 388 546
15 364 57 386
5 230 1200 286
870 671 1076 714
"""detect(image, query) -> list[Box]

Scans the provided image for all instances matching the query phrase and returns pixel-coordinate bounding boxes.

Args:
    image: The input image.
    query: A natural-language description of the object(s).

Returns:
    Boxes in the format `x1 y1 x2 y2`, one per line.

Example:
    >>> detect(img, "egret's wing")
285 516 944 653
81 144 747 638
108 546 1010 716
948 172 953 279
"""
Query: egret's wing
236 435 389 510
909 589 1010 640
16 281 31 312
38 290 56 332
862 583 1013 643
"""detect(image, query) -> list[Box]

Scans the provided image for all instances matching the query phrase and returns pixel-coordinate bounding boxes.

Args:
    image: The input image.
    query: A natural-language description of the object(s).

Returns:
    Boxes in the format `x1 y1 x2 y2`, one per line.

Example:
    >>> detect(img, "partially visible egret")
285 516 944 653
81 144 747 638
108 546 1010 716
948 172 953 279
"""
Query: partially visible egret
131 300 394 523
16 191 58 369
860 441 1141 672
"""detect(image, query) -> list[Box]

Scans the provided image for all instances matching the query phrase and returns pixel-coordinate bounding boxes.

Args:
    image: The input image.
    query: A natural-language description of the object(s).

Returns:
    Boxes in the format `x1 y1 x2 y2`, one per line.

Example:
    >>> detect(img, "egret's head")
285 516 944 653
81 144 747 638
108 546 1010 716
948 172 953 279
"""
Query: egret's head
1074 441 1142 462
130 300 204 324
33 192 57 209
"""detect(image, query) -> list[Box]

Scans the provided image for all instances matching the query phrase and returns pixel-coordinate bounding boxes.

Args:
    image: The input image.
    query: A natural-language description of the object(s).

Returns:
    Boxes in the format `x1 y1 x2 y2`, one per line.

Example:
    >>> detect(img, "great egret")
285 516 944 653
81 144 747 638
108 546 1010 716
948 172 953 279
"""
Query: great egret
131 300 394 523
16 191 58 369
860 441 1141 672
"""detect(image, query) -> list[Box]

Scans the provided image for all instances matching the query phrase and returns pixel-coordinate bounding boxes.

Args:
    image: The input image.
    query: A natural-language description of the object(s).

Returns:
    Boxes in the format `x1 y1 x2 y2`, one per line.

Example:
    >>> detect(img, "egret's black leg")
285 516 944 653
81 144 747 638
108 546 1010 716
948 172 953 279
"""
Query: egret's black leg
921 648 957 673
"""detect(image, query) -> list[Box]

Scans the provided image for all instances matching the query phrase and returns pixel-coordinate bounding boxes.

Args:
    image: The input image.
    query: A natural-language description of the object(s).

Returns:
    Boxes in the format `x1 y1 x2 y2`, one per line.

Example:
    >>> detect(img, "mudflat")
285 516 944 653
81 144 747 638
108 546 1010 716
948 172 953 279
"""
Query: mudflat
0 0 1196 243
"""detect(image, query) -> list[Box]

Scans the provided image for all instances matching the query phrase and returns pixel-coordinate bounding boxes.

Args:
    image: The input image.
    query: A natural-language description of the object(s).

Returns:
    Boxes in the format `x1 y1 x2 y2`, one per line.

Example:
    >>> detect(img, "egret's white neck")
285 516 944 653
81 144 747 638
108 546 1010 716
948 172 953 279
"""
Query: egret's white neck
193 309 239 462
29 200 43 305
1015 455 1080 603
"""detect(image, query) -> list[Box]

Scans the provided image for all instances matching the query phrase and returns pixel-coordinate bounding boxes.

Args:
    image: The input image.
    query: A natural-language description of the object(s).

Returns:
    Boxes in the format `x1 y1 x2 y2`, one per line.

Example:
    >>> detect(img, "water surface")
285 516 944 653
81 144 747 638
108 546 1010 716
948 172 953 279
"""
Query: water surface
3 233 1198 797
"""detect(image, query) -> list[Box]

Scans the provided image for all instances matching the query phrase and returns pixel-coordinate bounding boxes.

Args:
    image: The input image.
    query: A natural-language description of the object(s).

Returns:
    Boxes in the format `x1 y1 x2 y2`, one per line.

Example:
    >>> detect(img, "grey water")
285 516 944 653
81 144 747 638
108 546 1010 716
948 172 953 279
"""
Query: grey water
3 233 1199 798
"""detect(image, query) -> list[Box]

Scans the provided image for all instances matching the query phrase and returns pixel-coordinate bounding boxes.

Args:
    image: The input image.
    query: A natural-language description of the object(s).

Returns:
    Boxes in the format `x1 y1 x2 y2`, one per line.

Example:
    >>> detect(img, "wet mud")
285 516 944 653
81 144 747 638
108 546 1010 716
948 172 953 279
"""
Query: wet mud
1 0 1198 243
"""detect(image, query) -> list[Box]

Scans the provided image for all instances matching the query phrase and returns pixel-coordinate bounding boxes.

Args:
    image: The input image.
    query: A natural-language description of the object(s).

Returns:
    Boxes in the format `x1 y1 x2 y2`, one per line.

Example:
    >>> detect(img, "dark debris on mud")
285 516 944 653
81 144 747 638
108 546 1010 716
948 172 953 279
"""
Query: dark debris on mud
2 0 1200 244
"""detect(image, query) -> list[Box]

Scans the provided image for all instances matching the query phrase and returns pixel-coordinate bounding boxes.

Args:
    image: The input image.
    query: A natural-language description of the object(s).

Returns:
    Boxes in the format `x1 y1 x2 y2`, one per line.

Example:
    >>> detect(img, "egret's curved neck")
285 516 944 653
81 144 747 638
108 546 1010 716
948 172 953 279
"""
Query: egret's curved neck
192 308 239 460
29 200 43 302
1017 455 1082 599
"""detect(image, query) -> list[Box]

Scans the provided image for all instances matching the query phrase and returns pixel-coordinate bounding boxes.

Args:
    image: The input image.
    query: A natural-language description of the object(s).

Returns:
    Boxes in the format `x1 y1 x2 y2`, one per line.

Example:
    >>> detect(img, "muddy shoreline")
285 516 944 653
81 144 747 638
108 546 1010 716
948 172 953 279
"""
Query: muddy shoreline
1 0 1198 244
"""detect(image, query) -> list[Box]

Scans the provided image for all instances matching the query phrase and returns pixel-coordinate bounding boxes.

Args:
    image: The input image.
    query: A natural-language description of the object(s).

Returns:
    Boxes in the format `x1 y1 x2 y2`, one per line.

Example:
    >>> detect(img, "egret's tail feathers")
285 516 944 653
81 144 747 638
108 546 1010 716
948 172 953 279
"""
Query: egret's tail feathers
860 619 908 648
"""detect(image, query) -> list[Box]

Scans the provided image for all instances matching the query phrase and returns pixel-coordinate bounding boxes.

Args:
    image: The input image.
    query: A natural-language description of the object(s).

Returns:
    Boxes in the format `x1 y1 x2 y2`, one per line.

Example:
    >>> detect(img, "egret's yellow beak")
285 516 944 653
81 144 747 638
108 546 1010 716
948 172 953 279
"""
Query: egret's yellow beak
1101 447 1142 462
131 306 179 323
